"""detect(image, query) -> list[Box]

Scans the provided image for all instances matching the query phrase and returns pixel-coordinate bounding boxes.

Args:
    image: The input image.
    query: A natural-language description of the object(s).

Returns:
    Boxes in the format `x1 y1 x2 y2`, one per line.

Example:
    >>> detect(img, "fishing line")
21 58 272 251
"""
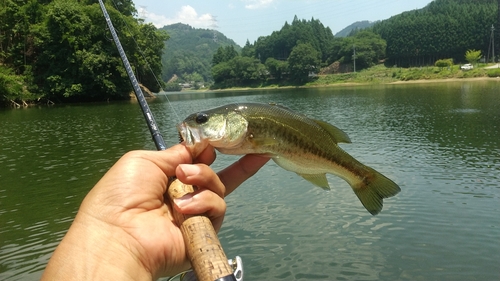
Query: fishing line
108 0 182 124
99 3 244 281
99 0 166 150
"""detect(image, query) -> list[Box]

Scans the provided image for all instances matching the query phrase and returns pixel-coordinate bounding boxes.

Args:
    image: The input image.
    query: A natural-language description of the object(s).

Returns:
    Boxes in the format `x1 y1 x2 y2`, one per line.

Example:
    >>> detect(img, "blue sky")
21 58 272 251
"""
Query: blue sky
132 0 434 46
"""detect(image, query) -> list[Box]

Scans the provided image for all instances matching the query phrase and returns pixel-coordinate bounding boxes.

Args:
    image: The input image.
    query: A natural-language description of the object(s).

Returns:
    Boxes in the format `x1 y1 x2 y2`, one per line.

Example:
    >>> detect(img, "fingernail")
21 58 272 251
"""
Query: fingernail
174 194 193 208
179 164 201 177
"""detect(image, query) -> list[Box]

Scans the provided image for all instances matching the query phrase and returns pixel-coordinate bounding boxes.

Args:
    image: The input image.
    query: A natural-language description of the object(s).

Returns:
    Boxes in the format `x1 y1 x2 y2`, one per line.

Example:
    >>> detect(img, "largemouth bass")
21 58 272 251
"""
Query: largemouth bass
177 102 400 215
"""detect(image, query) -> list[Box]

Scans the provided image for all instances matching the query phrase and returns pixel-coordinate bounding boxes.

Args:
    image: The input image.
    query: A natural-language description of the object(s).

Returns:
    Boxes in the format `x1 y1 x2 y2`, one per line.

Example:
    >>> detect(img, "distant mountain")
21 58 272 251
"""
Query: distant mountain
334 20 377 37
160 23 241 83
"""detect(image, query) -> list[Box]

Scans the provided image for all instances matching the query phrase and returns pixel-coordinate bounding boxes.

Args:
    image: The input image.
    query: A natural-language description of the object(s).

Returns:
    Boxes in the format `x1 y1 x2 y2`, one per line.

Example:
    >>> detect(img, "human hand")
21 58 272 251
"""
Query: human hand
41 144 269 281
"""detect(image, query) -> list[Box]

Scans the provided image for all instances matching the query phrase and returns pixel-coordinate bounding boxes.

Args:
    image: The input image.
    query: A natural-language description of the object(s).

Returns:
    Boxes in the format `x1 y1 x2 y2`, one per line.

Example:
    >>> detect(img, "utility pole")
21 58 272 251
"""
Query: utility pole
210 15 218 43
353 45 356 72
139 6 147 20
493 25 496 63
497 0 500 62
488 24 495 63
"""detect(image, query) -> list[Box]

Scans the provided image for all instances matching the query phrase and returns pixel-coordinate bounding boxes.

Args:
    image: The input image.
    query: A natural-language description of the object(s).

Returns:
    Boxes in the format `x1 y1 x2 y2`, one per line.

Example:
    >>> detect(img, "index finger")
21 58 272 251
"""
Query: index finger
147 144 215 176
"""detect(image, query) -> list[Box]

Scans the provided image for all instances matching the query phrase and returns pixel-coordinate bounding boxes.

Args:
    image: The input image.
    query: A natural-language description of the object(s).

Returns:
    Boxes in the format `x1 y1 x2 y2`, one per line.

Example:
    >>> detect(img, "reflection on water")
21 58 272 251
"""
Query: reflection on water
1 81 500 280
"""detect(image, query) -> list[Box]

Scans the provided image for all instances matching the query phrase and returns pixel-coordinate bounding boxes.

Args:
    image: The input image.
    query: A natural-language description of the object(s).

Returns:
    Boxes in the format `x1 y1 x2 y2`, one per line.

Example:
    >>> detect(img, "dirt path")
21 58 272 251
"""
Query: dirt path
484 64 500 69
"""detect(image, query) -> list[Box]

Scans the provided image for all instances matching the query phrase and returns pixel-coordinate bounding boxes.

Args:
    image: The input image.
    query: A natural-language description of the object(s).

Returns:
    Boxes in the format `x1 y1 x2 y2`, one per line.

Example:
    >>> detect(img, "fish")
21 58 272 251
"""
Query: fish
177 102 400 215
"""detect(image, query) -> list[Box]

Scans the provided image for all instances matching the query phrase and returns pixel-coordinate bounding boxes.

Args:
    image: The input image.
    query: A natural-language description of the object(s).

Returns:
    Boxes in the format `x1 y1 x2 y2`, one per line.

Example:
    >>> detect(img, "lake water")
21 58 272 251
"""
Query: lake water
1 81 499 281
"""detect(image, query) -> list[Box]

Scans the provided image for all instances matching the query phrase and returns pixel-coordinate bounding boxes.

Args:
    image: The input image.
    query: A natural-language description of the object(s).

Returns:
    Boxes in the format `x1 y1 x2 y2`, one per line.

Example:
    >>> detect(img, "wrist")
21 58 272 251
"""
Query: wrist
42 213 153 281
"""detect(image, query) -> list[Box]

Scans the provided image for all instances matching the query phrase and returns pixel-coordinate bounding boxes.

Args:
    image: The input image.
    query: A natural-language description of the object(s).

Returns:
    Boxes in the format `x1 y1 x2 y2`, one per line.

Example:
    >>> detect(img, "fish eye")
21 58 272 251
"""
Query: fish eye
195 113 209 124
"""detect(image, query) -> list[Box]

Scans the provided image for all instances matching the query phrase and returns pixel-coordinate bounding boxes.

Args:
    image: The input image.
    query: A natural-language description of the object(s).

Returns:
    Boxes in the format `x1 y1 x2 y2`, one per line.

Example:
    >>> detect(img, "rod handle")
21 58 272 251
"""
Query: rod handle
168 179 235 281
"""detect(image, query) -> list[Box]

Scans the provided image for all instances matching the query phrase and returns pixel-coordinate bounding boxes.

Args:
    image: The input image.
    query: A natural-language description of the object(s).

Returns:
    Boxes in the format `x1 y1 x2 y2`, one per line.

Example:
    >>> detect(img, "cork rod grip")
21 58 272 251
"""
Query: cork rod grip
168 178 235 281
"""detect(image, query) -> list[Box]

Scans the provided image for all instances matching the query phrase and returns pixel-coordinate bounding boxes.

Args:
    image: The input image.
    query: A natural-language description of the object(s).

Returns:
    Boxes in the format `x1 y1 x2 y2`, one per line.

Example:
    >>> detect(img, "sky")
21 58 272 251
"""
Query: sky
132 0 434 46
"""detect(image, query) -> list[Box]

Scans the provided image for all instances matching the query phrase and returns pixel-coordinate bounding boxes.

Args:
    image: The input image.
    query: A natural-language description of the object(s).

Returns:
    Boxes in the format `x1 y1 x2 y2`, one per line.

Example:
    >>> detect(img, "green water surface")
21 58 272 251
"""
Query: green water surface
1 81 499 280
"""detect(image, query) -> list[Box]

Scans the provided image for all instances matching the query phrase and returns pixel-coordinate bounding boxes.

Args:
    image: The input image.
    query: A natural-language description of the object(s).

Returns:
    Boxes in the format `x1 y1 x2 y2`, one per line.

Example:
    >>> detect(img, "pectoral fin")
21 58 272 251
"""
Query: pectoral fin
298 173 330 190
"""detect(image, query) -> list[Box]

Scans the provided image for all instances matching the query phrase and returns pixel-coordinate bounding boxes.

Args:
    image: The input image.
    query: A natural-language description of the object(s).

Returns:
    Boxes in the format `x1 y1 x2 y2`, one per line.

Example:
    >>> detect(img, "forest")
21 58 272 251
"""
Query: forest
1 0 499 103
210 16 387 88
372 0 499 67
160 23 240 91
0 0 166 105
210 0 499 88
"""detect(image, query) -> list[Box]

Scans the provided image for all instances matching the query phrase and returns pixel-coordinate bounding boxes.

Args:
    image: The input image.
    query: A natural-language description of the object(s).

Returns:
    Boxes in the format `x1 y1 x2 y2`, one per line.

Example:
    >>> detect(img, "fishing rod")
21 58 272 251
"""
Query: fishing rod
97 1 242 280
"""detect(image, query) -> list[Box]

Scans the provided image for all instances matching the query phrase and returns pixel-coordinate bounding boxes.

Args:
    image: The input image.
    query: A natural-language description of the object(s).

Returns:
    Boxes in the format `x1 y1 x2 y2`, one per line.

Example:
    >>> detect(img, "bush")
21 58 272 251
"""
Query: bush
163 82 182 92
435 58 453 68
486 68 500 77
0 66 30 103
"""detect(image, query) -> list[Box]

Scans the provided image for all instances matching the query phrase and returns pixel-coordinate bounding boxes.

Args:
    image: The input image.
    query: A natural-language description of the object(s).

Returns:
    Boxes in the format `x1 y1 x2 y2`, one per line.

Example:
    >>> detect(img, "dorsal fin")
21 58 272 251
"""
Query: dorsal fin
313 120 351 144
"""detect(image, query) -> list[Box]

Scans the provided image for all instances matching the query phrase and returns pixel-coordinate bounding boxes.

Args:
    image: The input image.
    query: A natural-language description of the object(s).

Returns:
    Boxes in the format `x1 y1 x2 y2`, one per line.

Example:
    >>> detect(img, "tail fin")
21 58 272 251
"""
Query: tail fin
352 170 401 215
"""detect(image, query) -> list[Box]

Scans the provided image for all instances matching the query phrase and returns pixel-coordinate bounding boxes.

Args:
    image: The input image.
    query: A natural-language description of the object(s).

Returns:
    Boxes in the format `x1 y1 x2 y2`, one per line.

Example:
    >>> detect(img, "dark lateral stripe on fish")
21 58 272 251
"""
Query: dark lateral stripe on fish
179 102 401 215
248 114 353 170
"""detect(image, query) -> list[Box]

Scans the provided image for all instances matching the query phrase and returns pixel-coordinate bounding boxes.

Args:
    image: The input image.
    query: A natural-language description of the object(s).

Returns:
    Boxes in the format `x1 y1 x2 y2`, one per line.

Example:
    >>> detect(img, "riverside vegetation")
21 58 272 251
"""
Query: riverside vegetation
1 0 499 106
208 0 499 89
0 0 167 106
307 64 500 87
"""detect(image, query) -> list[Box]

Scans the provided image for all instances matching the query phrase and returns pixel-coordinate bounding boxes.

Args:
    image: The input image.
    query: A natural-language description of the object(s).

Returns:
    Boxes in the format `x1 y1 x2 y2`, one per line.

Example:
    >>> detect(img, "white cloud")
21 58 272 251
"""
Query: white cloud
243 0 274 9
138 5 214 29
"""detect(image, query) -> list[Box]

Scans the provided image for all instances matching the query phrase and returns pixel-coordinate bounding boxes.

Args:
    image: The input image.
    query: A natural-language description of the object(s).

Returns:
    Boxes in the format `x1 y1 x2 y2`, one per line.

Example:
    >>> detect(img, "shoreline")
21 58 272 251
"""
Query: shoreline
206 76 499 92
388 76 499 85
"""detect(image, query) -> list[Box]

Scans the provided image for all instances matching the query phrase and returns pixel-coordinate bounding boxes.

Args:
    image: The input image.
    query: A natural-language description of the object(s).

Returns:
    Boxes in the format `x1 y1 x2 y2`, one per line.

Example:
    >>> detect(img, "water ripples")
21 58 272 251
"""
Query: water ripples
2 83 500 280
0 220 69 281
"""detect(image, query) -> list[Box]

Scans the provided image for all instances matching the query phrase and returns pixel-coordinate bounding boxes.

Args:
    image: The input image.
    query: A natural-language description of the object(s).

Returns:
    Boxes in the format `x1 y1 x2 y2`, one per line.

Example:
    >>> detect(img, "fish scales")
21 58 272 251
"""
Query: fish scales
243 105 365 177
177 102 401 215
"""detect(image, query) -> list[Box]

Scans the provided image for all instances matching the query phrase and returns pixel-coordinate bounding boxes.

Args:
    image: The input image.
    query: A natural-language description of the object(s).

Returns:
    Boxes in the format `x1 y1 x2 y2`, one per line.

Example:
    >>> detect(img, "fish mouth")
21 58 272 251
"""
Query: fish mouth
177 123 198 146
177 122 210 157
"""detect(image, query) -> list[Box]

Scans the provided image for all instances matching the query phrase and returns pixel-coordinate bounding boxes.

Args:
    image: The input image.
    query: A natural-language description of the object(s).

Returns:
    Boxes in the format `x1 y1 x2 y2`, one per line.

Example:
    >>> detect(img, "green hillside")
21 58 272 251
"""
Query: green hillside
2 0 499 104
160 23 241 84
372 0 498 66
335 20 377 37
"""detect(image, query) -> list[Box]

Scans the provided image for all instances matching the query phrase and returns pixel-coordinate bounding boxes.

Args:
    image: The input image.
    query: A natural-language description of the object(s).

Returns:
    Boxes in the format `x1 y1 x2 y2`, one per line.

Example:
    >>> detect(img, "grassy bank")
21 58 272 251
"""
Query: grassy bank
207 64 500 92
306 64 500 87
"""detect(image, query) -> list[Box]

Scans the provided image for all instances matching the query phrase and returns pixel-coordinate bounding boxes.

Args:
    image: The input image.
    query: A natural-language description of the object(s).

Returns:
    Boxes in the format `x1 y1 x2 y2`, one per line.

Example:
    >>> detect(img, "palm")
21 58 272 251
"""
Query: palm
90 155 191 276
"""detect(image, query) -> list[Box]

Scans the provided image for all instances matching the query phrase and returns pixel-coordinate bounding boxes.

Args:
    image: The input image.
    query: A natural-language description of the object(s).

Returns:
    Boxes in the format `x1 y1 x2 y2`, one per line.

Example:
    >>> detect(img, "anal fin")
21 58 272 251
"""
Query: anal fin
298 173 330 190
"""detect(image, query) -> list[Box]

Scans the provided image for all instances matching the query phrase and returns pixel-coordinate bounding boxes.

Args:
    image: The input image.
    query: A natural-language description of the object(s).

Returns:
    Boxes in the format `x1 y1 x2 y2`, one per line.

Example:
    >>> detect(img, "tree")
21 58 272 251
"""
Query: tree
183 72 204 83
211 61 232 84
211 55 266 88
163 82 181 92
0 65 32 104
133 23 169 92
0 0 167 102
265 58 288 79
372 0 496 66
229 56 266 83
212 45 238 65
33 1 99 100
253 16 333 64
334 31 386 70
465 49 482 64
287 43 320 82
183 72 204 89
241 40 256 57
435 58 453 68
